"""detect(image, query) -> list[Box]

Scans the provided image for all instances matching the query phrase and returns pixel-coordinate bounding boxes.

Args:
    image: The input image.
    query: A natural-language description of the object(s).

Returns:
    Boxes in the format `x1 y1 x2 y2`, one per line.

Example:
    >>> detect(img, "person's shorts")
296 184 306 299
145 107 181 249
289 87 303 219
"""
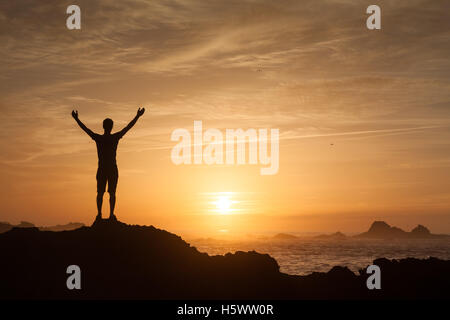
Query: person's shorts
96 165 118 194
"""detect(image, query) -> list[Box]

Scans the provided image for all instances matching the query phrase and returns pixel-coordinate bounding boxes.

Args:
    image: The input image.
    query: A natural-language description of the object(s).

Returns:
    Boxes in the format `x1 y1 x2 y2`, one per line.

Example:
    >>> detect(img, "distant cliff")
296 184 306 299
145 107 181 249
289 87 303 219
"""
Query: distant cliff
0 221 35 233
272 233 298 240
0 221 84 234
0 219 449 299
39 222 85 232
355 221 449 239
314 232 347 240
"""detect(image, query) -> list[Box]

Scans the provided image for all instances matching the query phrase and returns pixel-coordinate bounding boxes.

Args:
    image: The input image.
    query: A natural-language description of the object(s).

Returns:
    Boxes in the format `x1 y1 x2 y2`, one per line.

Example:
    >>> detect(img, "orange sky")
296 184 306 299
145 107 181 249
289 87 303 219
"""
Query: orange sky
1 0 450 235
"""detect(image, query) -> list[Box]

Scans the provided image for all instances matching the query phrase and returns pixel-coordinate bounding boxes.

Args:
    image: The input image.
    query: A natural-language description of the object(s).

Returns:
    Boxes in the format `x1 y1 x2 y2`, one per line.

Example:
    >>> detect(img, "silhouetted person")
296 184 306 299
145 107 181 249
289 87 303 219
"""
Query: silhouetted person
72 108 145 221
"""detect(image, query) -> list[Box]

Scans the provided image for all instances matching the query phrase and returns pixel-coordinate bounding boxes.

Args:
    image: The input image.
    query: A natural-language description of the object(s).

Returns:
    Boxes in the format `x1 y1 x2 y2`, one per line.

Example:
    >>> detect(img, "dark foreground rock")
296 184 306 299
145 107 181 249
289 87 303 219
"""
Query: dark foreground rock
0 219 449 299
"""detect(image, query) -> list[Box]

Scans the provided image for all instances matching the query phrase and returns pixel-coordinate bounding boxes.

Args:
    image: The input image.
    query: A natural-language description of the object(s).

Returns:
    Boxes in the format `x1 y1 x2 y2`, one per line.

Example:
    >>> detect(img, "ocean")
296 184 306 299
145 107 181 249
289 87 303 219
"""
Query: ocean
189 237 450 275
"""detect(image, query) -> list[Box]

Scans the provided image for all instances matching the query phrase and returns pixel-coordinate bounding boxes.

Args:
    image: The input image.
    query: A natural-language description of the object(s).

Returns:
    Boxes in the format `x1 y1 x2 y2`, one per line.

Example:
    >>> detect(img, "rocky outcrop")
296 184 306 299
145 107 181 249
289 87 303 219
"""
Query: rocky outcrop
0 219 448 299
355 221 448 239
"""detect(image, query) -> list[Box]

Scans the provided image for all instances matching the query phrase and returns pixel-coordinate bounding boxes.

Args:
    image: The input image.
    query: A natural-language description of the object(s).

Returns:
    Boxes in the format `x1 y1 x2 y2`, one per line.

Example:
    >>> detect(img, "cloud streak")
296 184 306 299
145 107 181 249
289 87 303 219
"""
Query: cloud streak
0 0 450 227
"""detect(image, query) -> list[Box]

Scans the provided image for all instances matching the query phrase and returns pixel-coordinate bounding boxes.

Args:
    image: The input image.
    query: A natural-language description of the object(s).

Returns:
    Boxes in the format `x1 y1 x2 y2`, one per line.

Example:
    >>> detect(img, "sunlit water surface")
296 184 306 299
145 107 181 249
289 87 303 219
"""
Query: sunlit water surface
189 238 450 275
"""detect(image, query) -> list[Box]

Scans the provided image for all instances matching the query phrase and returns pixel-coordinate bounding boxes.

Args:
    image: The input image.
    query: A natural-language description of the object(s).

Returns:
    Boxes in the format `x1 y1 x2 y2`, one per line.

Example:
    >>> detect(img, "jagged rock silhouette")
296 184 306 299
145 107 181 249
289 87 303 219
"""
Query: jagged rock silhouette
0 221 85 234
411 224 431 236
355 221 449 239
0 219 449 299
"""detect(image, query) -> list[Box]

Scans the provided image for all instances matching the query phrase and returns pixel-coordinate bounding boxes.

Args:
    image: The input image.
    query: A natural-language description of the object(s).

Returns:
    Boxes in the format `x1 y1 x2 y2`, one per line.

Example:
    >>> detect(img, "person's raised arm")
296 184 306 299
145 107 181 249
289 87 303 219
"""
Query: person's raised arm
72 110 97 140
117 107 145 138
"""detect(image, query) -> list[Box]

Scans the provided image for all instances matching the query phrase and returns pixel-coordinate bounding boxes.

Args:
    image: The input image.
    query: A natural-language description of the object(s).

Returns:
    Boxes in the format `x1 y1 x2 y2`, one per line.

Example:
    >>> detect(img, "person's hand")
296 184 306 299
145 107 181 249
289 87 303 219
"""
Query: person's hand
137 107 145 117
72 110 79 120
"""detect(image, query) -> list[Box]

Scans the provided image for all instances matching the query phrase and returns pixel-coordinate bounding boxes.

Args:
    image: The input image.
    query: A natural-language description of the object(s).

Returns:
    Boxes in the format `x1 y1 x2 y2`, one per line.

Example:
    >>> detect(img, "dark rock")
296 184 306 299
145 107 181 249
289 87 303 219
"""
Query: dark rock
314 231 347 240
411 224 431 236
272 233 297 240
0 221 85 234
0 219 448 299
16 221 35 228
39 222 85 232
0 222 13 234
355 221 448 239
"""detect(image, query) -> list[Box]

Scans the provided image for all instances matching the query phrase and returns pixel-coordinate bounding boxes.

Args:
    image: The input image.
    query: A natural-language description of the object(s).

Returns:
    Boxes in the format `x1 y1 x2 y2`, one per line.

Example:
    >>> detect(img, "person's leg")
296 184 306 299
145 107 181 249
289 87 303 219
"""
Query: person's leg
108 166 119 220
96 167 107 220
96 192 104 218
109 191 116 217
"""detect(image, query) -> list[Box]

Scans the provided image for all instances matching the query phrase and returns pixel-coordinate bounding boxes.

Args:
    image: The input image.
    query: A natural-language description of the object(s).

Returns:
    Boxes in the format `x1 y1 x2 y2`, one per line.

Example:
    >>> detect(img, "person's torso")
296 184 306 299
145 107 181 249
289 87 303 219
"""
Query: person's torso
95 134 120 168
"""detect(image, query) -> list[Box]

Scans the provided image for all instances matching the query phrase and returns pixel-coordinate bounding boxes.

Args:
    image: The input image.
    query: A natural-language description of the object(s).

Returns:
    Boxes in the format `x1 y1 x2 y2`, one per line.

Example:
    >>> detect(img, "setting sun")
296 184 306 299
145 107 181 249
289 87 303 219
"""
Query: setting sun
215 196 232 214
208 192 239 215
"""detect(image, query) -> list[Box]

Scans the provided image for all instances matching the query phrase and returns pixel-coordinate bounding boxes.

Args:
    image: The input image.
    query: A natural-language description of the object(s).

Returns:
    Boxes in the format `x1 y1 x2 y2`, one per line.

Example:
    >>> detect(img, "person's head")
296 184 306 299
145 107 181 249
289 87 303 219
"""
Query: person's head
103 118 114 133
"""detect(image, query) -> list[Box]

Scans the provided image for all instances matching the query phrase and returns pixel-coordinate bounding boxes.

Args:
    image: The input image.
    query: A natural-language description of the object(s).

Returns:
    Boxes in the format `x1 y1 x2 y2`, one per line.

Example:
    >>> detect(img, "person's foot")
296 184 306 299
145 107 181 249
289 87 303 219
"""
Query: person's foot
109 214 117 221
92 214 103 227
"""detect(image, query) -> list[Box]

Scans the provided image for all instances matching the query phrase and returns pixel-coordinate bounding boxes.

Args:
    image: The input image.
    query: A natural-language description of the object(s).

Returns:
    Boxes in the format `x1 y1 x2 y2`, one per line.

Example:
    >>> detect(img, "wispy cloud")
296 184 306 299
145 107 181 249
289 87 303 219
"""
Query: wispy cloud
1 0 450 226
